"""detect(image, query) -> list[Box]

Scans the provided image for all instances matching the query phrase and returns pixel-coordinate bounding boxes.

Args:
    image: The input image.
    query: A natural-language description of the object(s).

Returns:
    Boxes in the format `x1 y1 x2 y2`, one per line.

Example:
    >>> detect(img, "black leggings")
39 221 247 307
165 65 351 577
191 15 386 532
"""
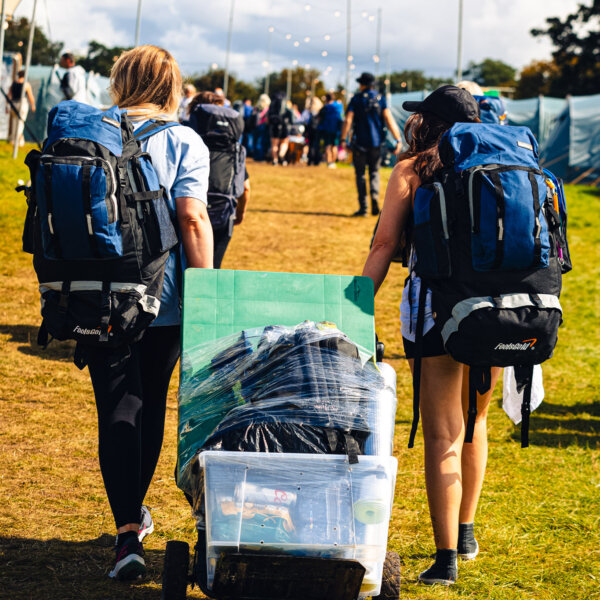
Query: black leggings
86 326 180 528
213 226 233 269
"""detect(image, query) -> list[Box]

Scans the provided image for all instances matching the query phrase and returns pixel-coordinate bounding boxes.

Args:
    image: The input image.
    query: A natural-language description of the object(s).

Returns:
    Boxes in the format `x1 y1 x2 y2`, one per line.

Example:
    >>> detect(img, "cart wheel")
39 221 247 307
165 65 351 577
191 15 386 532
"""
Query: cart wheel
162 540 190 600
373 551 401 600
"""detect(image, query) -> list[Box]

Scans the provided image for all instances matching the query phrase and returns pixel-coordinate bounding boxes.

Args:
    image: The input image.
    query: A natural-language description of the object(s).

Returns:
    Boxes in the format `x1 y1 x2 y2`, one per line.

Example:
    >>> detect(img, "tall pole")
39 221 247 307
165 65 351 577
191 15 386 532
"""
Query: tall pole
456 0 463 80
13 0 36 158
385 52 390 99
286 66 292 101
223 0 235 98
375 7 382 77
264 27 273 95
0 0 7 81
135 0 142 46
344 0 351 104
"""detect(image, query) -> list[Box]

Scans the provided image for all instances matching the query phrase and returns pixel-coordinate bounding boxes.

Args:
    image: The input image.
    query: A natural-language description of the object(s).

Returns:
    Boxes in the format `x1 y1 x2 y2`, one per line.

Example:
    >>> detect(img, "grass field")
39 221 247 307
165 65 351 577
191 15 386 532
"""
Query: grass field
0 141 599 600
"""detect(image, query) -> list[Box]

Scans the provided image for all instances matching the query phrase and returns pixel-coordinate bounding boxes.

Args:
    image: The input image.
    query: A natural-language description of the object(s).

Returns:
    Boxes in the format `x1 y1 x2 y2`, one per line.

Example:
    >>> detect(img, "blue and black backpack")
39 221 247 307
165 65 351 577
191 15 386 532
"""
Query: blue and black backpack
22 101 180 362
409 123 571 448
188 103 245 234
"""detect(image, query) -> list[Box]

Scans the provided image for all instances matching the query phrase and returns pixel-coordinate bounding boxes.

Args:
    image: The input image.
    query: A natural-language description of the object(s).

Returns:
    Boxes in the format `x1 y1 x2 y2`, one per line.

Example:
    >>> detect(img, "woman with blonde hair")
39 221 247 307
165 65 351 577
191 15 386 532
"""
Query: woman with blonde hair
252 93 272 160
85 45 212 581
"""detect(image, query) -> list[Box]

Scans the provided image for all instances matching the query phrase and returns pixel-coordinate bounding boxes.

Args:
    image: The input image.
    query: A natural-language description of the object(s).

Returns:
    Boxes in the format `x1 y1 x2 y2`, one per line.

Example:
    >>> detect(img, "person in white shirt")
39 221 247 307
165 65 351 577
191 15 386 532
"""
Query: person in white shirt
59 52 88 103
178 83 196 122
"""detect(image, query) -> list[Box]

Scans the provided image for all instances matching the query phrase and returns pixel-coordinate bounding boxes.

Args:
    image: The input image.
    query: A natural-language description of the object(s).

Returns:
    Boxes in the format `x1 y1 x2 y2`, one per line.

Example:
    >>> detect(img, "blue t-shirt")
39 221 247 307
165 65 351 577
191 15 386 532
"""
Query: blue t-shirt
317 102 344 134
133 120 210 327
347 90 387 148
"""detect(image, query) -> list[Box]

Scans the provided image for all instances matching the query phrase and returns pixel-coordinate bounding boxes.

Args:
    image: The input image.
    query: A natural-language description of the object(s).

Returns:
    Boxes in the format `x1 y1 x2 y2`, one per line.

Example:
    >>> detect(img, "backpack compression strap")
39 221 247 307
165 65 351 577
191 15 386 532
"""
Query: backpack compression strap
134 120 181 142
408 281 427 449
514 364 535 448
464 366 492 444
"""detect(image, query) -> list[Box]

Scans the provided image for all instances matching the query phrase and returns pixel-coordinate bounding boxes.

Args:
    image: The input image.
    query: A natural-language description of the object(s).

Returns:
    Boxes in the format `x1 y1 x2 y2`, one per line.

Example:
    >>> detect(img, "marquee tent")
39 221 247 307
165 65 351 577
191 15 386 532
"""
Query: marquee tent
503 96 566 148
539 94 600 182
23 65 110 143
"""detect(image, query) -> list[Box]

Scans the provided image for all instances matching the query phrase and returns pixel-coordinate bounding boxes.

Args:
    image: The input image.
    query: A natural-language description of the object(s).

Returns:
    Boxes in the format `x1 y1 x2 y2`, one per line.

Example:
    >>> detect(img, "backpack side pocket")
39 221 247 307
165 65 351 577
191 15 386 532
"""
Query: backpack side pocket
22 149 42 254
413 183 451 278
129 155 178 255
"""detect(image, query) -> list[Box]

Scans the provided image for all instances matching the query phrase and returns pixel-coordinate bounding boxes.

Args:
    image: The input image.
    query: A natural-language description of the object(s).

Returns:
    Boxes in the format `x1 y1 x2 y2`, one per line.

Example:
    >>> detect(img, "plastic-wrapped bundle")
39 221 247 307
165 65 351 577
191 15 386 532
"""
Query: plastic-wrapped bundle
177 321 397 493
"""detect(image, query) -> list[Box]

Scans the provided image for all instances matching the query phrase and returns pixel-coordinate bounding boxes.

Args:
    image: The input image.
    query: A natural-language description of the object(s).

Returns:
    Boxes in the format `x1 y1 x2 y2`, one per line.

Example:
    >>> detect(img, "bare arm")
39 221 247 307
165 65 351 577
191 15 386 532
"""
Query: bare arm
26 83 36 112
340 110 354 145
362 161 416 294
234 178 250 225
176 196 213 268
383 108 402 150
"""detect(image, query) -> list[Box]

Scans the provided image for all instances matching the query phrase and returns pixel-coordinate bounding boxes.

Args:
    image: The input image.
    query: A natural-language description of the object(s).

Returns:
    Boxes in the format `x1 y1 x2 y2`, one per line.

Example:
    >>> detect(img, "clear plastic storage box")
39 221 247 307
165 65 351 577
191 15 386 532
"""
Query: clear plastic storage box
197 451 398 598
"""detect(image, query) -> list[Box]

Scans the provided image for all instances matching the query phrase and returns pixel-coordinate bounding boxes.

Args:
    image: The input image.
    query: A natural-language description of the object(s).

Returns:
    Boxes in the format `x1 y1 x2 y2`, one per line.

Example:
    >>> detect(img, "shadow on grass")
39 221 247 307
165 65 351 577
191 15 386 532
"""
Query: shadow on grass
0 324 75 362
0 535 170 599
582 188 600 198
537 400 600 417
383 352 407 360
249 208 352 218
510 409 600 448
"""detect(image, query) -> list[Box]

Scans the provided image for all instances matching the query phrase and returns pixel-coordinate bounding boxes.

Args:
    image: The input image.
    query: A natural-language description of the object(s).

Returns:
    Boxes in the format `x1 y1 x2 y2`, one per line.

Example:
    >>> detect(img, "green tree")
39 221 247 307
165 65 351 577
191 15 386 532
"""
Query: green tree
191 69 259 102
265 67 326 108
387 71 452 93
77 41 132 77
531 1 600 96
514 60 560 99
4 16 63 65
463 58 517 87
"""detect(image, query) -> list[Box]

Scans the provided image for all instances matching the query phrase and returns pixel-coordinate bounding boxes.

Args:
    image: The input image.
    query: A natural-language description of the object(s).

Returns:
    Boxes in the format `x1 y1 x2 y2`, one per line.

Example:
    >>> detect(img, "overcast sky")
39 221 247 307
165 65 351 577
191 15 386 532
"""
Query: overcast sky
13 0 584 88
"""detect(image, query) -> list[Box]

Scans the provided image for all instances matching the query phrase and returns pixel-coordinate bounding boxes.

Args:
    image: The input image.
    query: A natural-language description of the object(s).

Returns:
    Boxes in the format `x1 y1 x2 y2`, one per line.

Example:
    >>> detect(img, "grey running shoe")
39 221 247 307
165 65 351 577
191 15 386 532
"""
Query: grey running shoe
138 505 154 542
109 537 146 580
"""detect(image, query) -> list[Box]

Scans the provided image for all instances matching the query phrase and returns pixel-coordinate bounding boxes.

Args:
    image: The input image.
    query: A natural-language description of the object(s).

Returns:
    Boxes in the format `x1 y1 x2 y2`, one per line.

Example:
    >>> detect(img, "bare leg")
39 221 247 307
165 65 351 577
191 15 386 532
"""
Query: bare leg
459 366 500 523
279 138 289 161
412 355 465 549
271 139 280 162
117 522 140 534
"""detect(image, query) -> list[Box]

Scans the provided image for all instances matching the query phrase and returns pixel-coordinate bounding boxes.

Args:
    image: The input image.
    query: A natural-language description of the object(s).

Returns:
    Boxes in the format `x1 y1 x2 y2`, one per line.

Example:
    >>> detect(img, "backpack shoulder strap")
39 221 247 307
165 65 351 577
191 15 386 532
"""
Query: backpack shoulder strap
408 280 427 449
134 120 181 142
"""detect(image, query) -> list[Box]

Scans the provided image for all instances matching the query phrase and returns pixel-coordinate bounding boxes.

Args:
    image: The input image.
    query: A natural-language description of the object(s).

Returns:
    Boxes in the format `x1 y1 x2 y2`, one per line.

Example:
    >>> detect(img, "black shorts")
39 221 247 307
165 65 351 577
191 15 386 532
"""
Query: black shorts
320 131 339 146
269 123 288 139
402 326 446 359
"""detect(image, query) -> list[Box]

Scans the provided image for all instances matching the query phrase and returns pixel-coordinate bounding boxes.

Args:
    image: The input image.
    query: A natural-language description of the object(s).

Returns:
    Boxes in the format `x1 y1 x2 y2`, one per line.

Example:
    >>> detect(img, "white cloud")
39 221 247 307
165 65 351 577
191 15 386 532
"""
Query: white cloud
12 0 585 86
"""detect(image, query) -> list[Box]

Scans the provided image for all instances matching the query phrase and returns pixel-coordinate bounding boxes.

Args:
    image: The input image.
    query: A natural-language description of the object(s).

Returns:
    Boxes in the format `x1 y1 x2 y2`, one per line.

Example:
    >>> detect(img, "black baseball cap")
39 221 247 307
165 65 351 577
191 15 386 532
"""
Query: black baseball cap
356 72 376 86
402 85 480 123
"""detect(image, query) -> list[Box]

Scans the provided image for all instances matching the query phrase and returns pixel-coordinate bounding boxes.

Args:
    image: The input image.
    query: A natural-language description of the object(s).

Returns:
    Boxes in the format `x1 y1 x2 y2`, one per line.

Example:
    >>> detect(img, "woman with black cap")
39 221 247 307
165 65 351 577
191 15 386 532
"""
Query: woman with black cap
362 85 501 585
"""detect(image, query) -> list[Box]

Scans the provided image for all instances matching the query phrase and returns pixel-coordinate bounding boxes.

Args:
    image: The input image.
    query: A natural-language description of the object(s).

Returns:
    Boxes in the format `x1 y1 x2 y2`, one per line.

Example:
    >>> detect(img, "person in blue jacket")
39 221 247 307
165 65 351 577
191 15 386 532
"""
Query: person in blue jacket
317 93 344 168
341 72 402 216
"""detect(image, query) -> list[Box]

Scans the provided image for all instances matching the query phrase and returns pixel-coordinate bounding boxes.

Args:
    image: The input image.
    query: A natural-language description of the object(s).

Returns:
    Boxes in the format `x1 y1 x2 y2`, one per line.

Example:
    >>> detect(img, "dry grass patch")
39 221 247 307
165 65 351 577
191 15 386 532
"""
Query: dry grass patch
1 146 598 599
